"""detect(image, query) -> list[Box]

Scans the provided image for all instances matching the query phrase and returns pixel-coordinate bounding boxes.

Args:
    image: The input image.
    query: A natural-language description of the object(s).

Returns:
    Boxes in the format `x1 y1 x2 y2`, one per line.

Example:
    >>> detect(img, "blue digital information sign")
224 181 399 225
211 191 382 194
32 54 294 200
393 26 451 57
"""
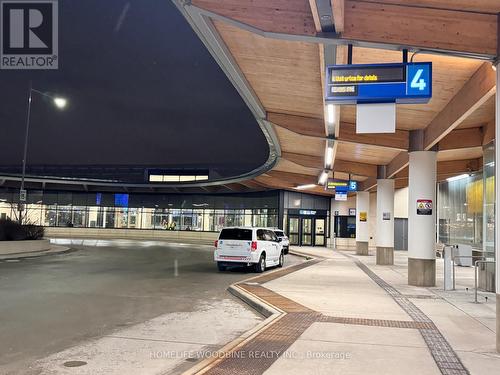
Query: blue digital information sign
325 62 432 104
326 179 357 192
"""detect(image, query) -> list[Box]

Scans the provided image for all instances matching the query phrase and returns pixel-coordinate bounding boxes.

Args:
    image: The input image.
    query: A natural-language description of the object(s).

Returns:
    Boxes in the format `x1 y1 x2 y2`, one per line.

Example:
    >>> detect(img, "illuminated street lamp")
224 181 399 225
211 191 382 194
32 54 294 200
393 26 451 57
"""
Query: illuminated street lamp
18 82 67 224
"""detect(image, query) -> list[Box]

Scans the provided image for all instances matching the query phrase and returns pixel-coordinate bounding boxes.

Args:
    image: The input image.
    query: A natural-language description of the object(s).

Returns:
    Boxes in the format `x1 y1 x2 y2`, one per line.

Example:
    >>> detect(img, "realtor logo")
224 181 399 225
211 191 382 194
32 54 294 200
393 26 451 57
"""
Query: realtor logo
1 0 58 69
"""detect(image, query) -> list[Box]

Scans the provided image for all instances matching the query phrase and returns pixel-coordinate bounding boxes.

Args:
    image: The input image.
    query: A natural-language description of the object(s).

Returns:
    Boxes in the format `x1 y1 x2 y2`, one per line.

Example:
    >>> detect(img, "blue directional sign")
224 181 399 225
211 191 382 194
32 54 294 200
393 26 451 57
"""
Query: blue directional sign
325 62 432 104
326 179 357 192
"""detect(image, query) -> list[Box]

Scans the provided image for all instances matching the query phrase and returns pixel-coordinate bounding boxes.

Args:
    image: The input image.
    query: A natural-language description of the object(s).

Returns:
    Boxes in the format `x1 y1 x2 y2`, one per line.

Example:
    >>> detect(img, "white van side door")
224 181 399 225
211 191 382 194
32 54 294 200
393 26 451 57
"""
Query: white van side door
265 229 280 262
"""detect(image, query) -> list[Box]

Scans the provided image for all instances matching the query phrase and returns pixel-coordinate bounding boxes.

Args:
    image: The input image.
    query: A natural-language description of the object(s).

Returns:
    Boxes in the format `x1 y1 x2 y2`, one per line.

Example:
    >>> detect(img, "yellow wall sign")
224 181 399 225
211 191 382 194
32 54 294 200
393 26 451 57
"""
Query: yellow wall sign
359 211 367 222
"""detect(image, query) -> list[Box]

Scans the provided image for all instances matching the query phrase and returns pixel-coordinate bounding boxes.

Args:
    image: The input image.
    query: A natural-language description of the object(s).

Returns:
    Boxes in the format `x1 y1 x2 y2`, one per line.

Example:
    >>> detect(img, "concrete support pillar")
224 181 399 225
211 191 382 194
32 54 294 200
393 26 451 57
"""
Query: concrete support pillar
376 179 395 265
356 191 370 255
408 151 437 286
494 63 500 352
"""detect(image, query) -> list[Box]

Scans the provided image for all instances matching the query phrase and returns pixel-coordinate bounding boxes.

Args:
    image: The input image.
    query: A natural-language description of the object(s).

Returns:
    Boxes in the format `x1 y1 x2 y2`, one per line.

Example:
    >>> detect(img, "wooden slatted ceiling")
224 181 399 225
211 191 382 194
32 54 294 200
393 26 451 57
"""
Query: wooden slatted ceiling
457 96 495 129
336 142 401 165
273 126 324 157
213 20 324 119
360 1 500 14
274 158 321 176
192 0 316 36
339 47 483 131
343 1 497 56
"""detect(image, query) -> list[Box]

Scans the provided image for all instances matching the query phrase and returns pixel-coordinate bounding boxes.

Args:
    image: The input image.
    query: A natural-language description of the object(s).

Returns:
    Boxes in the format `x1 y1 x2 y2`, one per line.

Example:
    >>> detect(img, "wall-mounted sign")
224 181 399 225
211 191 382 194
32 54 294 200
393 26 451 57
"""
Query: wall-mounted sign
335 191 347 201
325 62 432 105
383 212 391 221
417 199 432 215
349 208 356 216
299 210 317 216
334 210 340 216
359 211 367 222
327 179 357 192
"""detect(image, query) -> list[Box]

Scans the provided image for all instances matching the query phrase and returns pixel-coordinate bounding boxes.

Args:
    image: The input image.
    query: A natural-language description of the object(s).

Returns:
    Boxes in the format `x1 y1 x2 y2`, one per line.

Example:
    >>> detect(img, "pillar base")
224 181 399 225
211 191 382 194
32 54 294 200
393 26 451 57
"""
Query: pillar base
356 241 369 255
376 247 394 265
497 297 500 353
408 258 436 287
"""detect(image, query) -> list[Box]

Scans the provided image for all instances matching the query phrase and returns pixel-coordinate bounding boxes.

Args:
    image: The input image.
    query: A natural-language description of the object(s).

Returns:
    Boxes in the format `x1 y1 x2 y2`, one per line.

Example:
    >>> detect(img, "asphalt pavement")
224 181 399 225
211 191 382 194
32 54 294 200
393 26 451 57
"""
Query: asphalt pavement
0 239 302 374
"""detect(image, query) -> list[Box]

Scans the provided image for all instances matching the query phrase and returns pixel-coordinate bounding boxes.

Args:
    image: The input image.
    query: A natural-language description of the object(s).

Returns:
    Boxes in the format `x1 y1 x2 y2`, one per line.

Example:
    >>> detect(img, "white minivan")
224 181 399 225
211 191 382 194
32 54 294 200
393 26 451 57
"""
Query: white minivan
214 227 284 272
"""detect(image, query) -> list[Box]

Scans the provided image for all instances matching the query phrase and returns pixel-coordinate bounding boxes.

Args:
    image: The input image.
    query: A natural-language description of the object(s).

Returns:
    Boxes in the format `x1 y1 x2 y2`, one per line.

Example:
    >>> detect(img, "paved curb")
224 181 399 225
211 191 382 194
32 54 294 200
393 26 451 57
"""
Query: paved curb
181 257 315 375
228 284 282 318
180 285 284 375
0 245 73 261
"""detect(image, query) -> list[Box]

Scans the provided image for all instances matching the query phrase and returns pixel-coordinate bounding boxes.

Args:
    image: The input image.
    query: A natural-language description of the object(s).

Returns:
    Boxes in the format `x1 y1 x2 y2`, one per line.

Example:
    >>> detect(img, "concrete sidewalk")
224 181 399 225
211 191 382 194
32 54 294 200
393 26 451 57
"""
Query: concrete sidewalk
256 247 500 375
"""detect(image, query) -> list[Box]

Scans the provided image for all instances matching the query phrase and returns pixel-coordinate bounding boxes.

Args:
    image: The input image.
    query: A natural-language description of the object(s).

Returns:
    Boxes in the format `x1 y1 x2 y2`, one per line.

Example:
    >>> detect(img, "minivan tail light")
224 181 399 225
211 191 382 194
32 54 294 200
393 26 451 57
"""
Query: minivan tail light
214 240 218 248
251 241 257 251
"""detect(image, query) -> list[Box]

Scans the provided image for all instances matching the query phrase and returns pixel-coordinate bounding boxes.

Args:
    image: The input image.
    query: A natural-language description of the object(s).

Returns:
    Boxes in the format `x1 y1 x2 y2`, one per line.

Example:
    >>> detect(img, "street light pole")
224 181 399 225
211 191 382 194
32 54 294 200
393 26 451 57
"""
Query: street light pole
17 82 67 224
18 81 33 224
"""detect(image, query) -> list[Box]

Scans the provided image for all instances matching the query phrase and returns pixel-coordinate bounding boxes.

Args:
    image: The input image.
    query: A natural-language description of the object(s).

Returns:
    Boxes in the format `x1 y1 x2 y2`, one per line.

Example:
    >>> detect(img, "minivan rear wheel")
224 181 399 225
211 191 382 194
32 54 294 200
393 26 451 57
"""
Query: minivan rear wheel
278 251 284 268
217 262 226 272
255 254 266 273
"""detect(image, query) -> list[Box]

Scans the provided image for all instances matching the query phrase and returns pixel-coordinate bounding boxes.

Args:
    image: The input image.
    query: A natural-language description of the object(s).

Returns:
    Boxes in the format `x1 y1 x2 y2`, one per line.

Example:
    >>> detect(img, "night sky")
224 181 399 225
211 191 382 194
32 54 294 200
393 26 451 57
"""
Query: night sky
0 0 269 179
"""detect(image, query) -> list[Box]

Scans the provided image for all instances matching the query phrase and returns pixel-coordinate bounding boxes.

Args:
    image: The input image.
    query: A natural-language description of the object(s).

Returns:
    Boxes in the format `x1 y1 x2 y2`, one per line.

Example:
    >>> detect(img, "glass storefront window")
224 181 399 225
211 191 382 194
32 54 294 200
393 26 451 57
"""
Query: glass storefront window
115 208 129 228
483 143 495 255
203 209 214 231
104 207 115 228
72 206 87 227
214 210 225 232
438 174 483 246
87 207 100 227
0 201 14 221
128 208 139 229
56 206 73 227
141 208 154 229
0 190 307 235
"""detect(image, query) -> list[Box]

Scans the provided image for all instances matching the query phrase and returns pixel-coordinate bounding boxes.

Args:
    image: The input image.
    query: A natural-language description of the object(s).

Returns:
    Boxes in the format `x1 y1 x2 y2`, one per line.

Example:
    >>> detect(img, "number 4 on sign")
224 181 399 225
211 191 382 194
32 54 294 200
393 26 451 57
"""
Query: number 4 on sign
411 69 426 91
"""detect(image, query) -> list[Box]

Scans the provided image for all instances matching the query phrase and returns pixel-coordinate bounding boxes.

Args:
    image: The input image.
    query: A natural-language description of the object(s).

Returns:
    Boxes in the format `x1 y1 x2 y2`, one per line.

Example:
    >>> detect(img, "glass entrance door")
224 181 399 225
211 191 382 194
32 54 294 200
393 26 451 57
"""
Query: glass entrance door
288 217 300 245
314 218 325 246
301 218 312 246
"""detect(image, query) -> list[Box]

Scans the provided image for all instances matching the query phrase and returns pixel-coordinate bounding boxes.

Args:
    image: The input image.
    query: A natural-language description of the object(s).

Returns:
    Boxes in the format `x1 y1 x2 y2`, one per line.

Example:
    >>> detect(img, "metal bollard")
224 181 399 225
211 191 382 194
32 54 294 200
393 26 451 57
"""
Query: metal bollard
443 246 452 290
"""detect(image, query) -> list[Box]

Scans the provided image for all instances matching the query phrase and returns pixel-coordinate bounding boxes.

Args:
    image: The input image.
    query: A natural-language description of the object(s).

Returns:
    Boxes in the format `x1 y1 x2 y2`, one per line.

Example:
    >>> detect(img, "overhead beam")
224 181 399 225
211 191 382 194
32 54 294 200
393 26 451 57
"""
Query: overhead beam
438 127 483 151
386 151 409 178
482 121 495 145
269 112 410 150
359 177 377 191
308 0 322 32
342 1 497 56
424 62 496 150
338 122 409 151
331 0 344 33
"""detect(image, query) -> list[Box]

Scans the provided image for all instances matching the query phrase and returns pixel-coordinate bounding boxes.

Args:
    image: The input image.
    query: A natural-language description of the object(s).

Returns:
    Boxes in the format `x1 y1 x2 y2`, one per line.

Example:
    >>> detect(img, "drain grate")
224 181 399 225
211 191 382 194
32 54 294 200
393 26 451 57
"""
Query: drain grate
63 360 87 367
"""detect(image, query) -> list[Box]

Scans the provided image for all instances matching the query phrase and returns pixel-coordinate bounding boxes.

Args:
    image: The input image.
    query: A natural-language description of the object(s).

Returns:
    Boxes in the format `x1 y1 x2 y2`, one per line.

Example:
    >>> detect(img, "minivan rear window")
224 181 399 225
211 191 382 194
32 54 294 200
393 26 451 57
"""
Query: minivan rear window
275 231 284 237
219 228 253 241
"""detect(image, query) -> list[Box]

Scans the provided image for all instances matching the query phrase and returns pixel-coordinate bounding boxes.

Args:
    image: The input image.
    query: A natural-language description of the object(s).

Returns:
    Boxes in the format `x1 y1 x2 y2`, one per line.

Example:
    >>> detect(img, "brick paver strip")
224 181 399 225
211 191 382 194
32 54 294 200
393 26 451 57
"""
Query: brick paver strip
340 252 470 375
318 315 436 330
